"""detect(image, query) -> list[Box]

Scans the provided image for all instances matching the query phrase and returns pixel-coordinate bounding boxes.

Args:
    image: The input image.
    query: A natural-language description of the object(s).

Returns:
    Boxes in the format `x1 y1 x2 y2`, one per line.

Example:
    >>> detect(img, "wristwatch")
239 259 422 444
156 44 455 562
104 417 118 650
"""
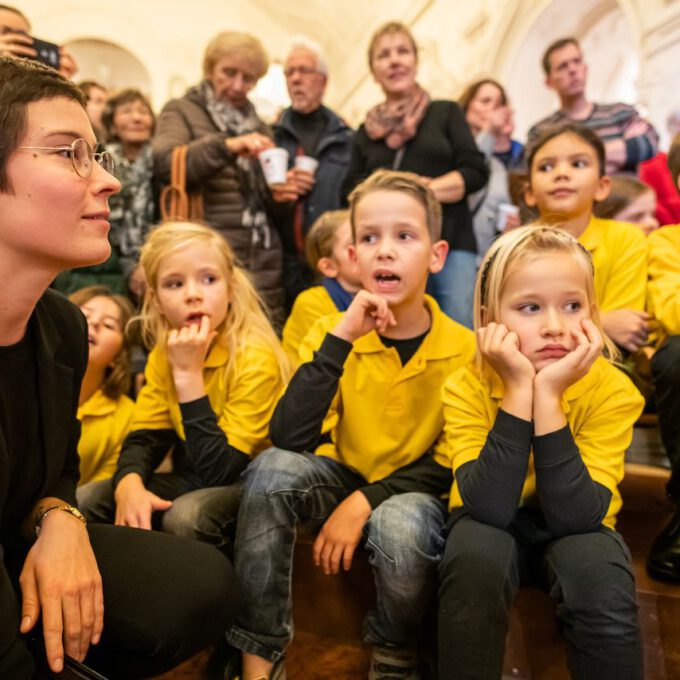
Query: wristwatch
35 503 86 537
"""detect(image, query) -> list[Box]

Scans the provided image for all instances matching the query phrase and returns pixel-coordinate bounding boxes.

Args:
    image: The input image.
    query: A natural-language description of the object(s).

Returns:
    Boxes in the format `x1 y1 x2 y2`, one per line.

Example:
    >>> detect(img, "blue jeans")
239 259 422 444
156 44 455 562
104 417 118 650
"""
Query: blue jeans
79 474 243 556
226 448 447 661
427 249 477 329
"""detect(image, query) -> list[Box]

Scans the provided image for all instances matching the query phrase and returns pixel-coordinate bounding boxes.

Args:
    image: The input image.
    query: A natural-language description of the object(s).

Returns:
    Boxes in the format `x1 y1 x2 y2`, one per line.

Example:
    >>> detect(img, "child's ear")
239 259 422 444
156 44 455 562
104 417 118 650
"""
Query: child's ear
593 175 611 202
524 183 537 208
429 240 449 274
317 256 338 278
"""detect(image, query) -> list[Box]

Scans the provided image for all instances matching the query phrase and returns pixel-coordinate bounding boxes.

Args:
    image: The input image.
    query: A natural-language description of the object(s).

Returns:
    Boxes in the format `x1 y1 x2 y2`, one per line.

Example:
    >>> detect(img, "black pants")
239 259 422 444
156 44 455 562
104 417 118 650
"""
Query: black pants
437 511 643 680
652 335 680 500
0 524 240 679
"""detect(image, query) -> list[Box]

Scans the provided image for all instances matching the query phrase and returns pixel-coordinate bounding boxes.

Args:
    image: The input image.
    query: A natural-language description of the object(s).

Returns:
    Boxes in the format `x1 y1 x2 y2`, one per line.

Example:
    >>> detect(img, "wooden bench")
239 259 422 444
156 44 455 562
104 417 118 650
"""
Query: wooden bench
286 464 680 680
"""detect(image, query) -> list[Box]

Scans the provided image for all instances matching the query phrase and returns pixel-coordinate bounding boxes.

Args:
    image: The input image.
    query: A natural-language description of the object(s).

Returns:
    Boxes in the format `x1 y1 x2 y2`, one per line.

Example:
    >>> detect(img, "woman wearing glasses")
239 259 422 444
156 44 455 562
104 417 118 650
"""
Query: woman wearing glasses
0 56 239 679
153 30 287 328
55 88 158 301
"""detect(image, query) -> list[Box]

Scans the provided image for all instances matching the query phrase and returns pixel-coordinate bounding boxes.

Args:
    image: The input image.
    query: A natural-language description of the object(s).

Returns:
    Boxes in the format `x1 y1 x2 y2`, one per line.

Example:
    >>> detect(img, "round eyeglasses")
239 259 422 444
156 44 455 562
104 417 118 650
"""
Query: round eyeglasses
16 138 115 178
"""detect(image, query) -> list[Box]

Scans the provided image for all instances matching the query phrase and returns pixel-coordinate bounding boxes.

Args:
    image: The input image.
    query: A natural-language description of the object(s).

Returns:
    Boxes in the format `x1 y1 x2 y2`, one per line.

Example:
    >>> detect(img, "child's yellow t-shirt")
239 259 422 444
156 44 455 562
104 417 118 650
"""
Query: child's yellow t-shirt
298 295 476 483
77 389 135 485
282 285 338 364
647 225 680 335
131 337 284 456
436 357 644 529
579 216 647 312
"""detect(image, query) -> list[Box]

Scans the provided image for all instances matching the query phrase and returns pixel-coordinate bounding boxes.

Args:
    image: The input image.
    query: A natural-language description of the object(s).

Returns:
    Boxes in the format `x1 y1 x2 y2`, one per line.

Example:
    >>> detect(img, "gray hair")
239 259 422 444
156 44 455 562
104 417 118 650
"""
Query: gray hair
286 35 328 77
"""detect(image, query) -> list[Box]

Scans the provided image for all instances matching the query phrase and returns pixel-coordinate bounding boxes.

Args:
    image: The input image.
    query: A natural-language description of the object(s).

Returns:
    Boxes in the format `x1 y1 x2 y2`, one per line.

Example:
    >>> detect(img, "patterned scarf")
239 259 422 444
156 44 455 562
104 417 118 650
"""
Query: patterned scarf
199 80 273 249
105 142 154 275
364 83 431 150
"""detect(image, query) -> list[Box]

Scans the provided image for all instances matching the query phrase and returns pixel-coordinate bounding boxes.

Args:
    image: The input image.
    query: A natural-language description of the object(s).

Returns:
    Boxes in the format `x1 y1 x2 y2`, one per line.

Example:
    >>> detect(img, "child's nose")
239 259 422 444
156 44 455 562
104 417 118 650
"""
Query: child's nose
184 280 201 299
543 309 564 334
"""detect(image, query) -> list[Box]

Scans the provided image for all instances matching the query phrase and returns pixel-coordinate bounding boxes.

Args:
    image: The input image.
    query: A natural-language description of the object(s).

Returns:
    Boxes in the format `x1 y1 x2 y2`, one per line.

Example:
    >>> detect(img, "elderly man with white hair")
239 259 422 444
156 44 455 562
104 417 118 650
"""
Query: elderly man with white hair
274 36 353 308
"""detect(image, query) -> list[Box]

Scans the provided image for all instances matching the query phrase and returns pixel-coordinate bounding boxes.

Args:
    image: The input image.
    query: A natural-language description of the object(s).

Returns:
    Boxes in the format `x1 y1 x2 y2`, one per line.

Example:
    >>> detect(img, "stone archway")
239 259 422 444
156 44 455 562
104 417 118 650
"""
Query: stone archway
64 38 152 96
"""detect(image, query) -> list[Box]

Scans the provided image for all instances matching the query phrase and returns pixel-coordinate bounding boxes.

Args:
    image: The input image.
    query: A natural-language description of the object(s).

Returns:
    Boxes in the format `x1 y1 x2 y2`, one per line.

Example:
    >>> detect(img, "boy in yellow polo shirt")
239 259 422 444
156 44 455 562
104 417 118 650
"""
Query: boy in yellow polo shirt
646 136 680 582
525 122 650 353
227 170 475 680
282 210 361 361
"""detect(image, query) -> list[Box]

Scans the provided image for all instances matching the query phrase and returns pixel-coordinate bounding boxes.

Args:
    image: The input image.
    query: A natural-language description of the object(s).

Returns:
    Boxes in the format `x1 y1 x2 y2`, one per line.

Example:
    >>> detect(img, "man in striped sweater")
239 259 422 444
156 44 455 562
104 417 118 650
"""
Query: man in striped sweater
528 37 658 174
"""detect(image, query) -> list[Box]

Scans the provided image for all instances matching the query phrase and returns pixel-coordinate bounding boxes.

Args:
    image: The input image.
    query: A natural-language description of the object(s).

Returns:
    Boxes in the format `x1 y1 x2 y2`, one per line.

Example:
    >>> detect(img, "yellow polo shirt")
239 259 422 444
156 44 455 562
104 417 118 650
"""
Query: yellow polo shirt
299 295 476 483
283 286 338 363
436 357 644 528
77 389 135 485
579 216 647 312
131 337 284 456
647 225 680 335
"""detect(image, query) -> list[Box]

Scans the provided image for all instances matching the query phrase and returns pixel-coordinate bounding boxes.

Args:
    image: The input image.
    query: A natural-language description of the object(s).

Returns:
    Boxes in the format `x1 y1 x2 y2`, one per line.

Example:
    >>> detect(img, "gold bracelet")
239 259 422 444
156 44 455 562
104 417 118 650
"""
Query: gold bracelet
35 504 86 537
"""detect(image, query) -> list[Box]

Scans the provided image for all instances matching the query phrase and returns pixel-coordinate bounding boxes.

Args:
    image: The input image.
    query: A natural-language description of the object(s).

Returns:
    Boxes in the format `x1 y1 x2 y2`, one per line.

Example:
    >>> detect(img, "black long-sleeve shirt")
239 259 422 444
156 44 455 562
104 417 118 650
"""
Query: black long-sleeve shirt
457 409 611 536
113 395 249 489
270 333 452 509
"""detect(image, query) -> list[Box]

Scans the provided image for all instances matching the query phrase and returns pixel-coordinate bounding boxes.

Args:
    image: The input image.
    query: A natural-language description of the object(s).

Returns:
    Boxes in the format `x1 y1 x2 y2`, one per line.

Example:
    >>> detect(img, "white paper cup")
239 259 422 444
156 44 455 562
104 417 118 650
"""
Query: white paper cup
496 202 520 232
294 155 319 174
259 147 289 185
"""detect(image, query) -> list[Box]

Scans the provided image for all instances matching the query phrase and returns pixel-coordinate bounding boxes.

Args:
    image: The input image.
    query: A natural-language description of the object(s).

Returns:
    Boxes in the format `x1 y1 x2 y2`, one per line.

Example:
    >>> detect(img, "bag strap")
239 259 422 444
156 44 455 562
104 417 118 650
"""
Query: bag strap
160 145 203 221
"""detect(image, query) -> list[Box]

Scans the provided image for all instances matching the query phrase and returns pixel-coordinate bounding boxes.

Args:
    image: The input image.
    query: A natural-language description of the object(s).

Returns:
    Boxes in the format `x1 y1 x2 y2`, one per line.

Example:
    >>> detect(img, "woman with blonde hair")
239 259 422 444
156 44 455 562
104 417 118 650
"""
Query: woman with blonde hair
82 221 289 558
342 21 488 328
153 30 288 327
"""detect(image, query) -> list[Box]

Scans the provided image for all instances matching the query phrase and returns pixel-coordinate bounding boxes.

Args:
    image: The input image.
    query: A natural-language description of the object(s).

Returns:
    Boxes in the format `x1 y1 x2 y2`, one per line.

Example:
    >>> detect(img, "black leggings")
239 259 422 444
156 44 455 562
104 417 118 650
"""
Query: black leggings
0 524 240 679
438 512 643 680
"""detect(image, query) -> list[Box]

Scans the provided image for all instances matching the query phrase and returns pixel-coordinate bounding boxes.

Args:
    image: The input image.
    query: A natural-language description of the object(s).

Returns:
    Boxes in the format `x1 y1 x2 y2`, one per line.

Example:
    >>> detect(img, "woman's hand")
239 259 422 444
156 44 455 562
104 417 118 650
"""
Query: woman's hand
600 309 650 352
19 511 103 673
534 319 603 400
427 170 465 203
167 315 215 402
0 31 36 59
331 290 396 343
225 133 273 158
114 473 172 530
313 492 372 574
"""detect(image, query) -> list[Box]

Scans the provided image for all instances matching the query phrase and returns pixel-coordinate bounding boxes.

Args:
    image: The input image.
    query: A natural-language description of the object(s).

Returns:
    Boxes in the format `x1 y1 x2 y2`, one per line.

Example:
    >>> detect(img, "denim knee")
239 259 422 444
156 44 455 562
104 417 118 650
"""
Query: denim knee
366 493 446 567
161 484 242 549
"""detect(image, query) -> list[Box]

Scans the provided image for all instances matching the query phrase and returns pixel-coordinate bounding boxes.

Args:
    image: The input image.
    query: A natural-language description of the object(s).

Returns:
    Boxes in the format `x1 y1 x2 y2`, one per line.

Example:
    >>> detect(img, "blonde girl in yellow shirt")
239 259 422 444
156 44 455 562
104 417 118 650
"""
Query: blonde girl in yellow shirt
69 286 135 498
437 226 644 679
80 222 290 555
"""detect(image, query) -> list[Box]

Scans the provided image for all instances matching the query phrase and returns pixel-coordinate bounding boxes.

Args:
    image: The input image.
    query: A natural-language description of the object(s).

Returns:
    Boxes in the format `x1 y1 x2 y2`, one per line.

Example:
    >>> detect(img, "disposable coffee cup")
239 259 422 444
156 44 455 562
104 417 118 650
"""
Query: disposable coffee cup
496 202 520 232
294 155 319 174
259 147 289 186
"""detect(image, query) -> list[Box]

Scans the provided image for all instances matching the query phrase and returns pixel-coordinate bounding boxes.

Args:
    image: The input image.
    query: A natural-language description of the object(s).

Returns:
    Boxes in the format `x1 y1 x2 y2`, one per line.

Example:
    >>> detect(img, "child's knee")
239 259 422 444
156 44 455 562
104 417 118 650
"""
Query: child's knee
366 493 446 564
244 447 314 495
